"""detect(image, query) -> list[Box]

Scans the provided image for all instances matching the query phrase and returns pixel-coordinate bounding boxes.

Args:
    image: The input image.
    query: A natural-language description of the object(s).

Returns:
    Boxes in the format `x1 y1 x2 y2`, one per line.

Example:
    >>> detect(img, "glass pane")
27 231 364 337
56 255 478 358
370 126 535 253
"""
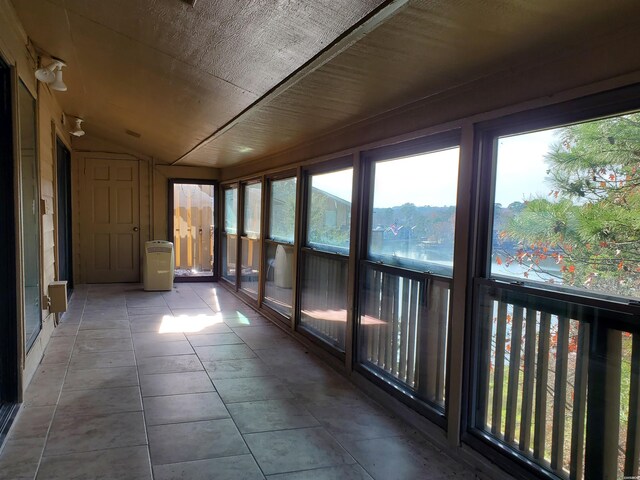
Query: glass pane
264 242 294 317
299 251 348 350
221 233 236 283
358 266 449 409
240 236 260 299
307 168 352 252
172 183 214 277
241 182 261 298
243 182 261 238
491 112 640 299
269 177 296 243
369 148 459 276
224 187 237 234
19 82 40 350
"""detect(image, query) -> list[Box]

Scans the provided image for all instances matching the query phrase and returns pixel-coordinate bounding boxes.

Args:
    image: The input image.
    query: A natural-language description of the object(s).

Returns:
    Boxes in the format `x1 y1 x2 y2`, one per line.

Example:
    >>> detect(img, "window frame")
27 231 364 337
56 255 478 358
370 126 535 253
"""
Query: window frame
168 178 218 282
220 182 239 288
238 178 263 302
465 83 640 480
354 130 462 427
296 156 353 358
262 170 298 322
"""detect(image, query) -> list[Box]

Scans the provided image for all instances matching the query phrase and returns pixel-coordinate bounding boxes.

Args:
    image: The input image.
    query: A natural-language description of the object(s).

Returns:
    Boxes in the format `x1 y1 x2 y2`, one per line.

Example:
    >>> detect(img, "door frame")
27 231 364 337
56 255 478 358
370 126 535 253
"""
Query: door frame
54 135 73 294
168 178 218 282
78 155 142 283
0 55 20 446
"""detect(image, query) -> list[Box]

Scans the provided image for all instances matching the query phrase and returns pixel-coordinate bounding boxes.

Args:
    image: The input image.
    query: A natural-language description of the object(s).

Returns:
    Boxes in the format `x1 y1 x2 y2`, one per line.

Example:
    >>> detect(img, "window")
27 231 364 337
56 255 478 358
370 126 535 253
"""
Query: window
299 166 353 351
306 168 353 253
357 137 460 416
474 107 640 479
369 148 459 275
221 186 238 283
264 177 297 317
240 182 261 299
491 115 640 300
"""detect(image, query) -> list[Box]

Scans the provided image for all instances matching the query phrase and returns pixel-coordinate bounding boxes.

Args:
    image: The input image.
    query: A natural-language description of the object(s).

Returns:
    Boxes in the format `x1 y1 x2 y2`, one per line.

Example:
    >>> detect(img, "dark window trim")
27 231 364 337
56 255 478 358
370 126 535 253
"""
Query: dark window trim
0 56 19 447
465 82 640 479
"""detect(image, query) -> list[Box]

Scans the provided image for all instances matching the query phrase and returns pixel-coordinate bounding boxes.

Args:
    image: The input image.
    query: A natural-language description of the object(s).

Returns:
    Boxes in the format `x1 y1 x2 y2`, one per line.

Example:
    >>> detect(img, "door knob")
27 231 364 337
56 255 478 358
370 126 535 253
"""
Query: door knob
133 227 139 232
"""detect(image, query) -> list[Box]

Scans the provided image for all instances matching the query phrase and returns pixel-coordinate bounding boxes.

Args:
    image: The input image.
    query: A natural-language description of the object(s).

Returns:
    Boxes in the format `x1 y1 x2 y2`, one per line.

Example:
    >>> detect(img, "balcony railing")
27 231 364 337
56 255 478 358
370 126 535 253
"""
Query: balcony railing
474 280 640 479
358 262 451 412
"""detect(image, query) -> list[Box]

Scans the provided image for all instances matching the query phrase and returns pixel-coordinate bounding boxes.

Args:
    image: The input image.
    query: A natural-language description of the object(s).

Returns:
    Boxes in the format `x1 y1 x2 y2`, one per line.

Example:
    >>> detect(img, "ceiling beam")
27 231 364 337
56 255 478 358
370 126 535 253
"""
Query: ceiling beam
170 0 410 166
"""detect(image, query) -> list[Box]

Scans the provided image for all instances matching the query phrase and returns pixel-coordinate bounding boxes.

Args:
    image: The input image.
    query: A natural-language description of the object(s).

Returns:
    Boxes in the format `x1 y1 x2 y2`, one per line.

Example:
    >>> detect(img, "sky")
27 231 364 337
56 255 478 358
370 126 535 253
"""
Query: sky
310 128 560 208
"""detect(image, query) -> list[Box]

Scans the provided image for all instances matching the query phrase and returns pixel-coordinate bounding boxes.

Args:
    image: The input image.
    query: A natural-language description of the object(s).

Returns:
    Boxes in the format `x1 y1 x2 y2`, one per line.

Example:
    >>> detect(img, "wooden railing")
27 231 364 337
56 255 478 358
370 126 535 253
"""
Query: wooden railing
299 249 348 350
475 281 640 479
358 263 451 409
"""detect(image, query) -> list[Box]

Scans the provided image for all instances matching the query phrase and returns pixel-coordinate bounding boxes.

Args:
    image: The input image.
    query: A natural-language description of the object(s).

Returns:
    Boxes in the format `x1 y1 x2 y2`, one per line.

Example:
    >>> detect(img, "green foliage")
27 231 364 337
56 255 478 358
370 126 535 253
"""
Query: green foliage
497 113 640 296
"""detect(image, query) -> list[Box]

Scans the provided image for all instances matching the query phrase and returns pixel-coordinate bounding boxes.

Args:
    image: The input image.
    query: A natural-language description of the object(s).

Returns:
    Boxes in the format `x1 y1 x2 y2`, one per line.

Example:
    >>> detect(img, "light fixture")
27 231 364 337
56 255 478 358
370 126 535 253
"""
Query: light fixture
70 118 85 137
35 58 67 92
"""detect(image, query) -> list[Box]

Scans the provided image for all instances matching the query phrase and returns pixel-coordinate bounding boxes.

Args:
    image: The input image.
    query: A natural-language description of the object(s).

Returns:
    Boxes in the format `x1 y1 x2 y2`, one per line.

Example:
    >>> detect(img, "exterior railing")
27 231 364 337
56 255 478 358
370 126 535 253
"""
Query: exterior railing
358 262 451 411
474 280 640 479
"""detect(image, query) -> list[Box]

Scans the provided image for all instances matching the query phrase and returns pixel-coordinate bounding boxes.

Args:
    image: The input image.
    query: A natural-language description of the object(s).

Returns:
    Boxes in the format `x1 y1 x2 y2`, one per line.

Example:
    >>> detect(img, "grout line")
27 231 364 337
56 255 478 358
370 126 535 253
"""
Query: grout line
32 290 86 479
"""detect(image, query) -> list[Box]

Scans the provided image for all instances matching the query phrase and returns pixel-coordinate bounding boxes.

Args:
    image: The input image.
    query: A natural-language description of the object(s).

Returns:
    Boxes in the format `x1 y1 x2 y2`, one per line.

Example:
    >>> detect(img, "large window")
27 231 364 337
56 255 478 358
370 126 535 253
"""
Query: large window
240 181 261 299
221 186 237 284
474 108 640 479
264 177 296 317
357 138 460 416
299 166 353 351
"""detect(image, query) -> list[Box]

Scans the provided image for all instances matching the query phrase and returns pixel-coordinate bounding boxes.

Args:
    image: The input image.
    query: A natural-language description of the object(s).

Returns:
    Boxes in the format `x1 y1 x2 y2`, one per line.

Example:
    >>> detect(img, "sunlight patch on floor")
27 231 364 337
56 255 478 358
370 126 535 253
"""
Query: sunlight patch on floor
158 313 224 333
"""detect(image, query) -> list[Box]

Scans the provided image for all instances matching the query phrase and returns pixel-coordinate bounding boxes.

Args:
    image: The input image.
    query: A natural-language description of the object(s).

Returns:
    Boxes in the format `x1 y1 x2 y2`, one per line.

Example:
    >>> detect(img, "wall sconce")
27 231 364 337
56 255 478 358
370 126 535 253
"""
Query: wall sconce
69 118 85 137
35 58 67 92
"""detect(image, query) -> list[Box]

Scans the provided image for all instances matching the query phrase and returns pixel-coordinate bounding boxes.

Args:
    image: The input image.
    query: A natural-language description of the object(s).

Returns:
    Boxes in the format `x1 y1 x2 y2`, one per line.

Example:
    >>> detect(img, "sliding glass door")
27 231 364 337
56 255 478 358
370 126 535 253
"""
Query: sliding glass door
170 180 216 281
18 81 41 352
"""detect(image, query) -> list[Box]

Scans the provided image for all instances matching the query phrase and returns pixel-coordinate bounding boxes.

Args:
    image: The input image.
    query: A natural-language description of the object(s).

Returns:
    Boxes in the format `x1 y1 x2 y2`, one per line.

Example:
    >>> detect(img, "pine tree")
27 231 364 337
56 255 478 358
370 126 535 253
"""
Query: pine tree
496 113 640 297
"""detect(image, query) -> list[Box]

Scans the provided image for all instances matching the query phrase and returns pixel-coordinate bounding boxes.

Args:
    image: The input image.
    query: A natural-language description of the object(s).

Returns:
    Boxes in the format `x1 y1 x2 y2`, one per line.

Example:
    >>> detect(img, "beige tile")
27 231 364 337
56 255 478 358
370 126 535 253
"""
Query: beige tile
244 427 355 476
306 403 406 444
36 445 152 479
0 436 45 480
148 419 248 465
73 336 133 354
266 464 373 480
45 411 147 456
185 332 243 347
344 436 472 479
194 344 256 362
227 399 319 434
140 371 214 397
203 358 272 379
57 386 142 416
76 328 132 340
63 366 139 391
213 376 293 403
135 340 195 358
143 392 228 425
7 406 55 440
137 354 204 375
153 454 263 480
68 350 136 370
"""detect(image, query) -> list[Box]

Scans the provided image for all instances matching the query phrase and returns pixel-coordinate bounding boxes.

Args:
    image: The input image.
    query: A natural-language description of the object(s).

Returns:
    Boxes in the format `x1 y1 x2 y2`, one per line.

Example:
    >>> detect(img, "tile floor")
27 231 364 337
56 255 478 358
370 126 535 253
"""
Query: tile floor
0 283 483 479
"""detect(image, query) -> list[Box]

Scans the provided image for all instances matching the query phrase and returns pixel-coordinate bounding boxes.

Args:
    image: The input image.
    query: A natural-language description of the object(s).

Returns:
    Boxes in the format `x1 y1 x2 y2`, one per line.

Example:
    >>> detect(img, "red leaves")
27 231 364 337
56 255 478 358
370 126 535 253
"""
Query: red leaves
618 261 624 271
568 265 576 273
496 256 503 266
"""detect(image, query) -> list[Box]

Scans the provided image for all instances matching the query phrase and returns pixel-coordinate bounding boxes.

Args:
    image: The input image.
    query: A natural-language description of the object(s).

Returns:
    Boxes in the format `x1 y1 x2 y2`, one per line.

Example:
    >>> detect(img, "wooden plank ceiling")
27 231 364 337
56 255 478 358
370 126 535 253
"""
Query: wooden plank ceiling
11 0 640 168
